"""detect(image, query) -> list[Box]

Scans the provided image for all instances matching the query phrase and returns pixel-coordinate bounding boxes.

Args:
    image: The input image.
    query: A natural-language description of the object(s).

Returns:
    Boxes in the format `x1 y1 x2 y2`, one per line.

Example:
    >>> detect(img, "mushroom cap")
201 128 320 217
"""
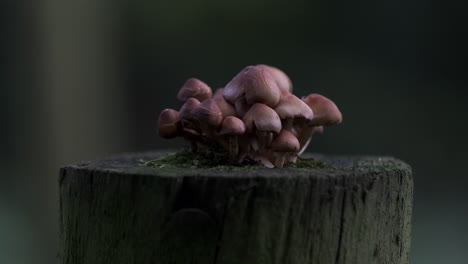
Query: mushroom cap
158 108 180 139
234 95 250 118
223 65 281 107
179 97 201 120
270 129 300 152
275 92 313 121
243 66 281 107
243 103 282 134
302 94 342 126
177 78 212 102
223 66 251 104
257 64 293 92
213 88 237 117
192 98 223 127
219 116 246 136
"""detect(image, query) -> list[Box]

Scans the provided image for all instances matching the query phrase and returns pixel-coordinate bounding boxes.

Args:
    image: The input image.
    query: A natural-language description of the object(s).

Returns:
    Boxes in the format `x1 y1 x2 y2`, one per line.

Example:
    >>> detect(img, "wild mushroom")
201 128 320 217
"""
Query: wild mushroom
179 97 202 132
243 103 282 151
181 126 204 152
270 129 300 168
302 94 342 126
192 98 223 136
234 95 250 118
292 125 324 158
172 99 206 151
296 93 342 155
179 97 200 119
213 88 237 117
157 65 342 168
275 92 313 130
243 66 281 107
223 65 281 107
223 66 252 103
218 116 246 157
257 64 293 92
157 109 180 139
177 78 212 103
253 154 274 168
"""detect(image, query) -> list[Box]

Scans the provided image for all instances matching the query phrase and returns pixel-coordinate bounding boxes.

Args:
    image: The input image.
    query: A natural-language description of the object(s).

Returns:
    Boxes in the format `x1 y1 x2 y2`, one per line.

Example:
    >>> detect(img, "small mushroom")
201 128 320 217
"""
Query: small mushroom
270 129 300 168
275 92 313 130
219 116 246 157
243 66 281 107
297 94 342 155
179 97 202 132
224 65 281 107
192 98 223 136
253 154 274 168
177 78 212 103
179 97 200 120
243 103 282 151
181 127 204 152
177 99 207 151
302 94 342 126
157 109 180 139
234 95 250 118
213 88 237 117
223 66 252 104
294 125 324 157
257 64 293 92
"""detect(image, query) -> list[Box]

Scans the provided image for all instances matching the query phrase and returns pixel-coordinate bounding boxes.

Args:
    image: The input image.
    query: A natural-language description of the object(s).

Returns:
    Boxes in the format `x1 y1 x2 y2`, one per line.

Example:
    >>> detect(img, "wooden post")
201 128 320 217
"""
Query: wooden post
59 151 413 264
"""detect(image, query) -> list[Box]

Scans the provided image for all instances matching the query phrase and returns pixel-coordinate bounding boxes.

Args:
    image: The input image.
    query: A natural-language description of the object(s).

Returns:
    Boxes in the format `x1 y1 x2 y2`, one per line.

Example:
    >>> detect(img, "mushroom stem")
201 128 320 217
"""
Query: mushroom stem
228 136 239 158
298 136 312 156
181 127 203 152
274 153 286 168
199 123 209 136
288 153 298 163
297 126 324 156
283 118 294 131
254 155 274 168
257 131 274 151
250 138 259 152
237 136 251 162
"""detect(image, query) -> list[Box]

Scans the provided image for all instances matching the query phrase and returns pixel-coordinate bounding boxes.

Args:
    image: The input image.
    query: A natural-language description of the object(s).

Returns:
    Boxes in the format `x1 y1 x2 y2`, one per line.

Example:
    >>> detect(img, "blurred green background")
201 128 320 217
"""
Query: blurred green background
1 0 467 263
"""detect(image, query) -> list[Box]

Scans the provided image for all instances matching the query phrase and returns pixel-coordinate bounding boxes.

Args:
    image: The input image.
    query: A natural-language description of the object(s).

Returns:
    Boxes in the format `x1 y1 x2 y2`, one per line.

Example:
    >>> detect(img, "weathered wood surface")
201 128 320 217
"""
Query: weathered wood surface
59 151 413 264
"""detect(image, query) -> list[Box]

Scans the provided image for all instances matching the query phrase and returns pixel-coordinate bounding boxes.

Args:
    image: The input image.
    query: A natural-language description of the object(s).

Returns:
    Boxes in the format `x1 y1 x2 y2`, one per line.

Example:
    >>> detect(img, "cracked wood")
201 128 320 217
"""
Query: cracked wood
59 151 413 264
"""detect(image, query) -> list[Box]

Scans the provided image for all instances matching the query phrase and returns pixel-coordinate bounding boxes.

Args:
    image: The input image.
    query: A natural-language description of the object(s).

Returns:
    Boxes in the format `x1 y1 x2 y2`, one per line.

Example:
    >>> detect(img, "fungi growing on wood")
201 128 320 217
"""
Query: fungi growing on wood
157 109 180 139
270 129 300 168
177 78 212 102
275 92 313 130
257 64 293 92
218 116 246 158
157 65 342 168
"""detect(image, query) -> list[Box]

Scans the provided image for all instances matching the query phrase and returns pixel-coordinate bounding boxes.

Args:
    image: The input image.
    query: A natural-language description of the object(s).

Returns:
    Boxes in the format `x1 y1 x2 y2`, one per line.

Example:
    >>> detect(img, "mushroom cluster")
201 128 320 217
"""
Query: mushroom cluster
157 65 342 168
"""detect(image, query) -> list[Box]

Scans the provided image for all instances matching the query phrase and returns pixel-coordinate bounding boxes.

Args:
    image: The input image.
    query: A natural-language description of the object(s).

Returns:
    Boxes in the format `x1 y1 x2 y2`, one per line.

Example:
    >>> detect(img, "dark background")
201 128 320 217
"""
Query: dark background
1 0 467 263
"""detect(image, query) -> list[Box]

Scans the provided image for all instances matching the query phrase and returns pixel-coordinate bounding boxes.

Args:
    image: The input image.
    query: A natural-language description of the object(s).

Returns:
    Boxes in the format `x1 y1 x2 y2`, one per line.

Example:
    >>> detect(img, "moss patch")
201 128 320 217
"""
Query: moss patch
141 150 259 170
142 150 333 170
289 157 334 169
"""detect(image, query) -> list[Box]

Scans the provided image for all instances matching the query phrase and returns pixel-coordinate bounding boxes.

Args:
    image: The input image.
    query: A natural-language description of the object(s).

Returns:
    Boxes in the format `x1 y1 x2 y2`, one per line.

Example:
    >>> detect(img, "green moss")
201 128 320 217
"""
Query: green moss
142 150 260 170
141 150 223 168
142 150 334 170
289 157 334 169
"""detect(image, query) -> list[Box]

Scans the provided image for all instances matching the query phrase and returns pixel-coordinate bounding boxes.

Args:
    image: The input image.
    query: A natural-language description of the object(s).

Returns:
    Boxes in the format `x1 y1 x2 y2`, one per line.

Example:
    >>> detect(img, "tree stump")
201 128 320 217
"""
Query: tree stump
58 151 413 264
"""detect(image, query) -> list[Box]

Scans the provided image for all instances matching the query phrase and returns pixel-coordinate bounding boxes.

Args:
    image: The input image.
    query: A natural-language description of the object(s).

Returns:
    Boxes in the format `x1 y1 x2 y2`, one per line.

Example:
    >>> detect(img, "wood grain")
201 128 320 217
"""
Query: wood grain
59 151 413 264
